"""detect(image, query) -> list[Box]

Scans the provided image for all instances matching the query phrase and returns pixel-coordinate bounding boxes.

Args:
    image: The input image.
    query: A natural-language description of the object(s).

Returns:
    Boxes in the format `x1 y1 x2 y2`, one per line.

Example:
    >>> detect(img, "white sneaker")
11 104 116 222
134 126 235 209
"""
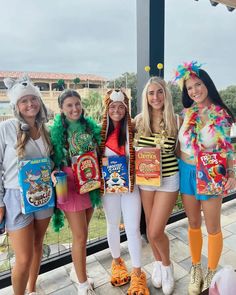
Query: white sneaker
77 284 96 295
151 260 162 288
28 293 38 295
70 267 94 288
161 263 175 295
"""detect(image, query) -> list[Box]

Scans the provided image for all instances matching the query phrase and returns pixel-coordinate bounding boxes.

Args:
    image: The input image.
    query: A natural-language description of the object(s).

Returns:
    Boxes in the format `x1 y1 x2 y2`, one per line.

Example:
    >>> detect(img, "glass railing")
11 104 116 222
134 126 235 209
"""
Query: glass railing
1 137 236 288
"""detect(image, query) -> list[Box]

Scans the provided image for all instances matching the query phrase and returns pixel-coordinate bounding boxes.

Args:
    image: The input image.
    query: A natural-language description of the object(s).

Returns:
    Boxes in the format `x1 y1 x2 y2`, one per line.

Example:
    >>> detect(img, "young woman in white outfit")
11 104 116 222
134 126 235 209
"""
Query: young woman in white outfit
100 89 149 295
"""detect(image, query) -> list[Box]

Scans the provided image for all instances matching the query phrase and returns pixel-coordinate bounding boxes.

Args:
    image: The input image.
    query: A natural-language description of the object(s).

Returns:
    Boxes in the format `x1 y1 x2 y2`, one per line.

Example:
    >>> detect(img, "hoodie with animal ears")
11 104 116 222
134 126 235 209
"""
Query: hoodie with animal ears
0 119 50 207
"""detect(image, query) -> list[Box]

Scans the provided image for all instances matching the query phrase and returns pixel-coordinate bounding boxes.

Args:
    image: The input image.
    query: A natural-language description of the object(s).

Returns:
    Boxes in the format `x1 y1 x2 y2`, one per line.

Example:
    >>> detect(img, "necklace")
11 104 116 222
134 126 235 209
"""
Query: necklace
151 118 168 137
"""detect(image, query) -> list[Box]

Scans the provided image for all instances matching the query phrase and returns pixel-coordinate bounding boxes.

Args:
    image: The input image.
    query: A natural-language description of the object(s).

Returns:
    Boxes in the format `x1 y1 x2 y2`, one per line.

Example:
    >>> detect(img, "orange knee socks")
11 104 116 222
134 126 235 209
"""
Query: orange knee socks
208 231 223 270
188 227 203 264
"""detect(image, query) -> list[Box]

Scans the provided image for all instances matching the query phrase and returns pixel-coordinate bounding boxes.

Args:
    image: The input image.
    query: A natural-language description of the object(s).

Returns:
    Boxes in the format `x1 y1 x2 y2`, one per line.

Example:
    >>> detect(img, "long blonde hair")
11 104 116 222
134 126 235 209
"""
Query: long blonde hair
141 76 177 137
16 124 52 159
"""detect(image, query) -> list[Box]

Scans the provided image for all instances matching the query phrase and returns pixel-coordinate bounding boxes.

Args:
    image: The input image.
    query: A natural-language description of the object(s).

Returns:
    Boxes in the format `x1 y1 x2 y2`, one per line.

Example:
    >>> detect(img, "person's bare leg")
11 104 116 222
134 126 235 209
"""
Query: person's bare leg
140 189 162 261
66 208 93 283
9 223 34 295
27 217 51 293
148 191 178 265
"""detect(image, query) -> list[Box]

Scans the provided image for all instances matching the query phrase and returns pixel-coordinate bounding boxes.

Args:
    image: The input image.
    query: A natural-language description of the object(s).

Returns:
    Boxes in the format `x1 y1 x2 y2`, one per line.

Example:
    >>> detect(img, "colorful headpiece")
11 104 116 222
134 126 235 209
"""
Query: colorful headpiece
174 61 203 89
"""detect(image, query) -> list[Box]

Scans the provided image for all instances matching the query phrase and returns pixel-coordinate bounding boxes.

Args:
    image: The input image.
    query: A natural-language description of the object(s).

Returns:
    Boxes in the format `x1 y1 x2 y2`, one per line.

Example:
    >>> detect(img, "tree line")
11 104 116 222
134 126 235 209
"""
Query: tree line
81 72 236 122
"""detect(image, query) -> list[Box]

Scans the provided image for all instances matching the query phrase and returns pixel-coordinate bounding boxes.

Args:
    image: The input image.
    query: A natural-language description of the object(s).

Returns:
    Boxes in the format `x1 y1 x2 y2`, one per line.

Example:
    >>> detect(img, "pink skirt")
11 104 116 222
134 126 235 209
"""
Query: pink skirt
57 166 92 212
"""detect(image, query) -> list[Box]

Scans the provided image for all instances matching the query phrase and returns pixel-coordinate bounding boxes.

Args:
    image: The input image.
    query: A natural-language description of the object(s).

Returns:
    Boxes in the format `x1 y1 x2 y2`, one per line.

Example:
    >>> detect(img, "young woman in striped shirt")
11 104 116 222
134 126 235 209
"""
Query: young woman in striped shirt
134 76 180 295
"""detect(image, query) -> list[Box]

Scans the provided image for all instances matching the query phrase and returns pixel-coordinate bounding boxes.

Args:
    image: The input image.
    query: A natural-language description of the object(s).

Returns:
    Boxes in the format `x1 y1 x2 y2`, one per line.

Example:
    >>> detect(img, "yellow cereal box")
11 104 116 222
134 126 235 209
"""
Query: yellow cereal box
135 147 161 187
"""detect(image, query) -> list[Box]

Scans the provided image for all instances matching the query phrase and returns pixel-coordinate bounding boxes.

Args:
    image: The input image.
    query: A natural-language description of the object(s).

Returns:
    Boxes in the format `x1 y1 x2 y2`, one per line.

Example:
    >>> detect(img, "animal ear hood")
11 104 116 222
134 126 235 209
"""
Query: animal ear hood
4 75 41 107
4 75 48 126
3 77 15 89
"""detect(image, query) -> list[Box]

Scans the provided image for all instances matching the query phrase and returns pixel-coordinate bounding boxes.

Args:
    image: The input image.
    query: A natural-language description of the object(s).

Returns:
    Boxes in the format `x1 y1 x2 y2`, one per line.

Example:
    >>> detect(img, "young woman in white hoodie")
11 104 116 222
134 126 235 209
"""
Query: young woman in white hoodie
0 76 53 295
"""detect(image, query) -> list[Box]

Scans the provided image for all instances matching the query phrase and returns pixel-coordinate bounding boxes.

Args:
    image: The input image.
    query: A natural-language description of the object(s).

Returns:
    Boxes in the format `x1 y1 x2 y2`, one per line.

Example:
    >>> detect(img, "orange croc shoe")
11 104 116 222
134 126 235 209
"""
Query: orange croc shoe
110 258 131 287
127 271 150 295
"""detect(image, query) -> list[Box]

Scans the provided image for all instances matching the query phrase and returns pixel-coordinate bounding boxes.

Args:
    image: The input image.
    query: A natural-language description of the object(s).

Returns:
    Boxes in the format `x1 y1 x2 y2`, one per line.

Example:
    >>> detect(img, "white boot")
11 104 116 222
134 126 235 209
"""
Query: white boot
202 268 216 292
188 263 203 295
161 263 175 295
151 260 162 288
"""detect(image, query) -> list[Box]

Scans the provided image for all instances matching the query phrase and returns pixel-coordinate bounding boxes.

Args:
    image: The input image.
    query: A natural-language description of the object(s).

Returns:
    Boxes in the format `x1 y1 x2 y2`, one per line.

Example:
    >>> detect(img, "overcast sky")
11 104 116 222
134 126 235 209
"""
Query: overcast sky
0 0 235 89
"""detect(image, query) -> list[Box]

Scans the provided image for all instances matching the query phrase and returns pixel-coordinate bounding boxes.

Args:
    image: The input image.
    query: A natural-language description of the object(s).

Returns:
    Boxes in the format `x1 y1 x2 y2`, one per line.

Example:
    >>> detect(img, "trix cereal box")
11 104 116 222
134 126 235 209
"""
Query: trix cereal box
135 147 161 187
18 157 55 214
196 151 227 195
72 150 101 194
102 156 129 194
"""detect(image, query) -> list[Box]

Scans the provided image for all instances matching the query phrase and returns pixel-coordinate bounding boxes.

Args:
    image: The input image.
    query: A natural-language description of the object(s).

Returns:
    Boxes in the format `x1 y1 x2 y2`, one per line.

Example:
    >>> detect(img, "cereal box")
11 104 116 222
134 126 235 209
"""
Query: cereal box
196 151 227 195
102 156 129 193
72 150 101 194
135 147 161 186
18 157 55 214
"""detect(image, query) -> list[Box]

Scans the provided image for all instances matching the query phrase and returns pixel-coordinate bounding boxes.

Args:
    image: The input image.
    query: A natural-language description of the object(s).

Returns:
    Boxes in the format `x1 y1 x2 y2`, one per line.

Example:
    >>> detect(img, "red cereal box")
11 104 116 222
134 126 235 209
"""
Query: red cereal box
196 151 227 195
72 150 101 194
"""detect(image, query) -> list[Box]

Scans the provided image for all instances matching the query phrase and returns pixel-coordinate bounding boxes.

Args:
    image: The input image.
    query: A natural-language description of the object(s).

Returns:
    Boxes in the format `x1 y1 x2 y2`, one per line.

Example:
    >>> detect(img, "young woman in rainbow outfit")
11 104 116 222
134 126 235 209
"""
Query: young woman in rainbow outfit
175 61 236 294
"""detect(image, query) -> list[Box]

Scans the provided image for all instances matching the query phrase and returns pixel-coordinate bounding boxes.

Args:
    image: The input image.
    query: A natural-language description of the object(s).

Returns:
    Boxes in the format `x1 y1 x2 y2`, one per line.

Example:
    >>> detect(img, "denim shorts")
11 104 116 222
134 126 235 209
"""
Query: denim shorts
3 189 53 231
179 159 218 201
139 172 179 192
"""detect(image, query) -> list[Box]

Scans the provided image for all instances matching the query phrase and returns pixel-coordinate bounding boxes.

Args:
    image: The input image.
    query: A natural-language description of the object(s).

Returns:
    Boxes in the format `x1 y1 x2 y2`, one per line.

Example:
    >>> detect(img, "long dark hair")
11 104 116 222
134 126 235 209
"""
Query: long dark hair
107 115 127 147
182 69 235 123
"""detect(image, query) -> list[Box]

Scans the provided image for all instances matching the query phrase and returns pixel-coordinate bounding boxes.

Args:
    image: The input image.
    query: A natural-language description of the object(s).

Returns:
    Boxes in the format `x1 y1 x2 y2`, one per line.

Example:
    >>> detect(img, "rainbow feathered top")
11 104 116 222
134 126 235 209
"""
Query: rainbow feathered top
182 104 233 159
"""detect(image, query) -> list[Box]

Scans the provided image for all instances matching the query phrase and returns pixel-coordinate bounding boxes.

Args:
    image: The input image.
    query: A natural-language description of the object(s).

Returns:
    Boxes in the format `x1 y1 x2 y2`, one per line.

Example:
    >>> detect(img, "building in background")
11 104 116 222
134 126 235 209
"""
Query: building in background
0 71 109 120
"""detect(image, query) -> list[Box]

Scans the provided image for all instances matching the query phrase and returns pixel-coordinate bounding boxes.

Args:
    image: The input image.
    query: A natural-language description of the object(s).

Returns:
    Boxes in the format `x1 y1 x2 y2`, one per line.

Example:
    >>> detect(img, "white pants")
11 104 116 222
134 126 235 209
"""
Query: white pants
102 186 142 268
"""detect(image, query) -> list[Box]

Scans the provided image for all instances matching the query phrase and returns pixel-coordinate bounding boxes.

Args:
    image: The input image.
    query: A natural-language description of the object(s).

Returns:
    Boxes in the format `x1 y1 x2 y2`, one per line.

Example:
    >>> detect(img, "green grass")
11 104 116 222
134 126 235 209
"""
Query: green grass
43 207 107 246
173 193 184 212
0 208 108 272
0 201 185 273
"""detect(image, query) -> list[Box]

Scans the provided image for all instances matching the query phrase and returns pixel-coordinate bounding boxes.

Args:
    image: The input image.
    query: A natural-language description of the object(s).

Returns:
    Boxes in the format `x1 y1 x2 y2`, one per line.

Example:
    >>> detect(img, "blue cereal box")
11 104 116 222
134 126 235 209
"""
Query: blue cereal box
18 157 55 214
102 156 129 193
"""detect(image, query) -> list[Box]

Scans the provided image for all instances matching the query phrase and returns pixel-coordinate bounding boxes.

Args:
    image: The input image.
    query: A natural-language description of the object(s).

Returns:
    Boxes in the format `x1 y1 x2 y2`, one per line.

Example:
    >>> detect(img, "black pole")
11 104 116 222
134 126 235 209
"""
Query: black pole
149 0 165 77
136 0 165 113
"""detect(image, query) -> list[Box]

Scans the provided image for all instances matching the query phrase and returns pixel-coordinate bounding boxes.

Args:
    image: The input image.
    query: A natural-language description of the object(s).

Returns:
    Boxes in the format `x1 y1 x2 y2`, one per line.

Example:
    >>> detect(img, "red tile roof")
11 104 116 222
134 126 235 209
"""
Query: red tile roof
215 0 236 8
0 71 107 82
